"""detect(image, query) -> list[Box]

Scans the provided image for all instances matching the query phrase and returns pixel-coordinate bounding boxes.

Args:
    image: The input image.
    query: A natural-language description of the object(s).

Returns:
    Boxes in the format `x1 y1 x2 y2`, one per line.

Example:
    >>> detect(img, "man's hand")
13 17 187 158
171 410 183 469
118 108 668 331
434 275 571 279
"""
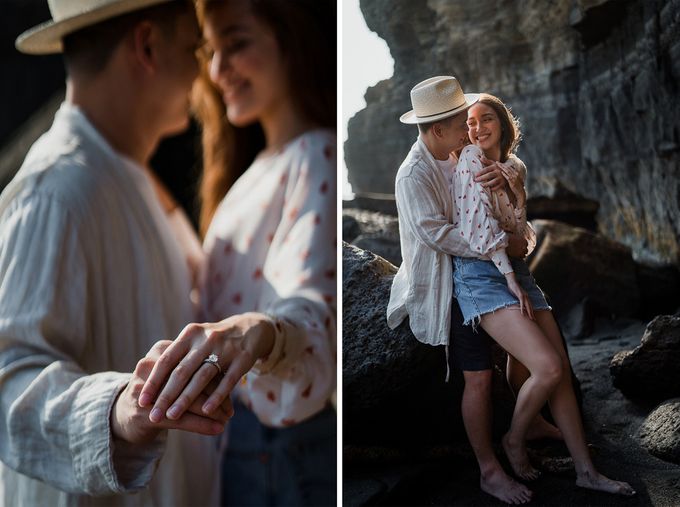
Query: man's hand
474 156 506 192
506 233 529 259
110 340 233 445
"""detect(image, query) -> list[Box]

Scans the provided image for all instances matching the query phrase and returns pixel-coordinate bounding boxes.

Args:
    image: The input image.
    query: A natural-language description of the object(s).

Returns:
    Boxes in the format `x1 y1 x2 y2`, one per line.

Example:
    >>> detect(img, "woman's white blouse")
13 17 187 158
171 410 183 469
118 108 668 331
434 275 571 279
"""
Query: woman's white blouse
202 130 337 427
452 145 537 274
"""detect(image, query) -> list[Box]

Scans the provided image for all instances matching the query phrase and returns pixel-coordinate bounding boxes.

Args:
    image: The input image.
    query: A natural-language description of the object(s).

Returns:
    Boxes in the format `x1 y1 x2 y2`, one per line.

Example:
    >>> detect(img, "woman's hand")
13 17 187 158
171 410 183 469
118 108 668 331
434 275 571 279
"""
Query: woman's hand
138 312 276 423
112 341 233 445
498 162 526 208
505 272 535 320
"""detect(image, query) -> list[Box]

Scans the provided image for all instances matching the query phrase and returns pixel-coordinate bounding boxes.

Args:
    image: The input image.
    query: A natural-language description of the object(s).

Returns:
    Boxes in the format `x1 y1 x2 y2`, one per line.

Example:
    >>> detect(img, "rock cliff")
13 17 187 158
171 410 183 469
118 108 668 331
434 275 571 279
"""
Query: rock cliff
346 0 680 264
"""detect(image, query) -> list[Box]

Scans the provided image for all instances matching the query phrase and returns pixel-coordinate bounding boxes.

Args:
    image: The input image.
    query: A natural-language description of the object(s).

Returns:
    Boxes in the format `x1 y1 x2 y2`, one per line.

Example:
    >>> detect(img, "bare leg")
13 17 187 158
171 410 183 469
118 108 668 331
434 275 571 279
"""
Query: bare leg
480 309 563 480
461 370 532 504
507 355 563 441
533 310 636 496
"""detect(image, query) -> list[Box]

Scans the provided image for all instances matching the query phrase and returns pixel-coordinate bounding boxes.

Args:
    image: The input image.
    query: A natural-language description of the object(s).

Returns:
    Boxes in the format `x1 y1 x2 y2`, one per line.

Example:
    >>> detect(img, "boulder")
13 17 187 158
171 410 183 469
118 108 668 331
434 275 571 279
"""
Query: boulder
344 209 402 265
610 315 680 403
528 220 639 320
342 242 455 445
351 234 402 267
639 398 680 465
343 214 362 243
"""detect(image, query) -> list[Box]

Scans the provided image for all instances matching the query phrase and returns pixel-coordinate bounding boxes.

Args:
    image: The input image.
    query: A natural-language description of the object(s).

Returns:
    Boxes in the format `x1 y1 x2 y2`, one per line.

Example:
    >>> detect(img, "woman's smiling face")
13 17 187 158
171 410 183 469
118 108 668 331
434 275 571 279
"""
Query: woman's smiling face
467 102 502 152
203 0 288 127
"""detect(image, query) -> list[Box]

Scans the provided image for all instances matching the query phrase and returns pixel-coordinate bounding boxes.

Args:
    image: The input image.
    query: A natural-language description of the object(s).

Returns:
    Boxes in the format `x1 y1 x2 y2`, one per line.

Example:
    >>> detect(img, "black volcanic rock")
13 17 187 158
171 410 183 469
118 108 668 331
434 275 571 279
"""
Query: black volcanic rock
343 209 401 265
529 220 640 320
639 398 680 465
610 315 680 403
347 0 680 265
342 242 455 445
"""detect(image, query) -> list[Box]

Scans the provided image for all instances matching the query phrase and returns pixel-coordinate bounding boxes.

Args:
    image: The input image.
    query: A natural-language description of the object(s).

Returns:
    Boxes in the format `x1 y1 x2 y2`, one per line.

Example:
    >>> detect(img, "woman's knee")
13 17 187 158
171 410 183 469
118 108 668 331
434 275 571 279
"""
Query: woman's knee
533 355 563 389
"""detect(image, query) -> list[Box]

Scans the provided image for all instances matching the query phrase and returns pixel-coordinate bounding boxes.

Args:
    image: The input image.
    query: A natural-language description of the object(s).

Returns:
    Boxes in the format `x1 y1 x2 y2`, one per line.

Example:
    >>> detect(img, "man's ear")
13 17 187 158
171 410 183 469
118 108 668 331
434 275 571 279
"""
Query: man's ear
433 122 442 138
131 21 156 74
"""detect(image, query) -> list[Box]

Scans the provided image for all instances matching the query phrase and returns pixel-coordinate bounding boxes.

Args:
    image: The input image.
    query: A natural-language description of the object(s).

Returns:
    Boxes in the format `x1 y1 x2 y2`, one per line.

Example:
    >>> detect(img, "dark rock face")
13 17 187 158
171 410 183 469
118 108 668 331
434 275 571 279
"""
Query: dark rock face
529 219 640 320
343 209 401 265
610 315 680 402
347 0 680 264
639 398 680 465
342 242 455 445
526 179 599 232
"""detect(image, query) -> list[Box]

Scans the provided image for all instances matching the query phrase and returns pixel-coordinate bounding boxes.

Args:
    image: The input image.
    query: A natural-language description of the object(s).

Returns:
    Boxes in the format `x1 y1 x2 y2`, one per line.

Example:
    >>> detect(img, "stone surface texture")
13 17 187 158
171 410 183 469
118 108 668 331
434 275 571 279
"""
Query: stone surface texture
346 0 680 264
528 219 640 319
610 315 680 402
342 242 455 444
639 398 680 465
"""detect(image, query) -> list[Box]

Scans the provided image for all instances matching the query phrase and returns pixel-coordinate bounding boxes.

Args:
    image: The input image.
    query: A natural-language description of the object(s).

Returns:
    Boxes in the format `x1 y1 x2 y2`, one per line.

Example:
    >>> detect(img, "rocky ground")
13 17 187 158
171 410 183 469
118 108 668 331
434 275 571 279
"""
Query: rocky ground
344 318 680 507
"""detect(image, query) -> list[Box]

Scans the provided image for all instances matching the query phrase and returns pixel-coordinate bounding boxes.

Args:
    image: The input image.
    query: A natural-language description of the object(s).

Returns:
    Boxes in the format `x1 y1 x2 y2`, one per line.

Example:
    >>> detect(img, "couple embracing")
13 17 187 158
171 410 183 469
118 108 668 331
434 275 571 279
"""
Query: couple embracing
387 76 635 504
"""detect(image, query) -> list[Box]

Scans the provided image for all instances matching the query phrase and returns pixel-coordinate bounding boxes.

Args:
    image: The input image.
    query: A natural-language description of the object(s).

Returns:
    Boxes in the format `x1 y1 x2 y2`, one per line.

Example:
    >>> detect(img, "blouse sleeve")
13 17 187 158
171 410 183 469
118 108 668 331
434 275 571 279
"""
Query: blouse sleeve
246 135 336 427
454 146 513 274
506 155 537 256
0 193 164 495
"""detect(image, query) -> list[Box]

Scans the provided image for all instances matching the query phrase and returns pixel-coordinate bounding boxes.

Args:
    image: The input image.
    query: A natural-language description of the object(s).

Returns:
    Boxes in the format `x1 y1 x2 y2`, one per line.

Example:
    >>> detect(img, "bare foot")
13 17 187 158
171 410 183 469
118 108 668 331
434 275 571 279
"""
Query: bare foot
480 467 533 505
576 470 636 496
502 433 541 481
526 415 563 441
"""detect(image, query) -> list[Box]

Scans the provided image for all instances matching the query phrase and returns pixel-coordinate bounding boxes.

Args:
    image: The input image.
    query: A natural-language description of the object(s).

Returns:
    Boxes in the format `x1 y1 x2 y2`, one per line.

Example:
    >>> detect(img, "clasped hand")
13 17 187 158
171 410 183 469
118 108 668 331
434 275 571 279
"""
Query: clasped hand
474 157 526 206
110 340 233 445
137 312 276 424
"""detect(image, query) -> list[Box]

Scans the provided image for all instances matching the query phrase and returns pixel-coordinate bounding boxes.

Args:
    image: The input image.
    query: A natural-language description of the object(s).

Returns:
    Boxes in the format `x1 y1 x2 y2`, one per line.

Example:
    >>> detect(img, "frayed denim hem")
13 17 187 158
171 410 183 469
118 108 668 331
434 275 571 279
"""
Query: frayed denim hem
462 302 552 330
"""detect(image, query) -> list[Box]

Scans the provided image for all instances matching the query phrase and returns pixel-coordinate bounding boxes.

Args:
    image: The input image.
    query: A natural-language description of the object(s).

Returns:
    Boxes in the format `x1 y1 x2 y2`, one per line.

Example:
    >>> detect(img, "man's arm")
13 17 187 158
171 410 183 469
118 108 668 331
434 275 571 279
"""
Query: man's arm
0 195 226 495
396 171 508 257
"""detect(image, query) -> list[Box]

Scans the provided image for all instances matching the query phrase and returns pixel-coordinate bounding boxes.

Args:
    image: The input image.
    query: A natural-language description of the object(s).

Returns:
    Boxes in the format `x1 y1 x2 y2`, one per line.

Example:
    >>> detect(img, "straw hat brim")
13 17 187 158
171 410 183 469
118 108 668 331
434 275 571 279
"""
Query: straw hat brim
400 93 481 125
15 0 175 55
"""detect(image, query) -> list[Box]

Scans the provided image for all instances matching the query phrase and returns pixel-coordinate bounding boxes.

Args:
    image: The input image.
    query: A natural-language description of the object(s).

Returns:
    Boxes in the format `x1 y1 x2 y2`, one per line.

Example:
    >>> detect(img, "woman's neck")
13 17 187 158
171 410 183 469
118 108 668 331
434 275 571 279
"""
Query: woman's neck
260 99 316 154
482 145 502 162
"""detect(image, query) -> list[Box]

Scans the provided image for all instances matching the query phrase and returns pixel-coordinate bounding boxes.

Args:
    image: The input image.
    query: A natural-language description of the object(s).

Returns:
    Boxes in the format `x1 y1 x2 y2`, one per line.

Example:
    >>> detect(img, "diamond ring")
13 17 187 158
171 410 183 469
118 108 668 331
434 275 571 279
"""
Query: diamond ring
202 353 223 375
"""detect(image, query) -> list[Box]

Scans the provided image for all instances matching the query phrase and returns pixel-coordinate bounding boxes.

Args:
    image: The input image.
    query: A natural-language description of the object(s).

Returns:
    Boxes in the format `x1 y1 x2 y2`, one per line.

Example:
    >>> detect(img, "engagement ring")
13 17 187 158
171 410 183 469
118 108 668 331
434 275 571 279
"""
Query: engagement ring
202 353 223 375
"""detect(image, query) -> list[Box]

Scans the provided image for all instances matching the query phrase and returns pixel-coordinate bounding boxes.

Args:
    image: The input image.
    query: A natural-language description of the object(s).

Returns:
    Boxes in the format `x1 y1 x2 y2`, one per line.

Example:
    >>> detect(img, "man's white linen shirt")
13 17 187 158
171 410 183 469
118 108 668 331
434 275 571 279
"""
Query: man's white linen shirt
0 104 221 506
386 137 509 346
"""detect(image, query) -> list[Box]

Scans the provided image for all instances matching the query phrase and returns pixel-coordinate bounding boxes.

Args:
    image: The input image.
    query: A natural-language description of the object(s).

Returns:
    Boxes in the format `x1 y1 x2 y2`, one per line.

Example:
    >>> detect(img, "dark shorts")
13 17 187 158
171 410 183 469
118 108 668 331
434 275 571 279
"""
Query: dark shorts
449 296 494 371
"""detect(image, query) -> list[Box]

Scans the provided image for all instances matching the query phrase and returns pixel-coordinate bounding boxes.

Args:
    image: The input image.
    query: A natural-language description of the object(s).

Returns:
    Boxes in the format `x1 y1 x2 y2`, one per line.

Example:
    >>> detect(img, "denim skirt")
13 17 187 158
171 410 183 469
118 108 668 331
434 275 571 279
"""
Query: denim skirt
453 256 551 327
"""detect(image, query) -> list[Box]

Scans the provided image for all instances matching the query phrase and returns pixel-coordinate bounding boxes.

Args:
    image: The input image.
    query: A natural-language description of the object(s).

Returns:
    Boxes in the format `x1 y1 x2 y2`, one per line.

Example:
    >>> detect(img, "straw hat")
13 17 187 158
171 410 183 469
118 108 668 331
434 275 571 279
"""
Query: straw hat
400 76 479 124
15 0 176 55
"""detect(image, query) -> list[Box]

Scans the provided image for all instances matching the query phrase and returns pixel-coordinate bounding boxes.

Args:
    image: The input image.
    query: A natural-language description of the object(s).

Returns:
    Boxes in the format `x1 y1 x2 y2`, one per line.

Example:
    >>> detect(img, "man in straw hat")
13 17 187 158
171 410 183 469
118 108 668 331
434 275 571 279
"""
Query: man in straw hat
0 1 229 505
387 76 534 504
